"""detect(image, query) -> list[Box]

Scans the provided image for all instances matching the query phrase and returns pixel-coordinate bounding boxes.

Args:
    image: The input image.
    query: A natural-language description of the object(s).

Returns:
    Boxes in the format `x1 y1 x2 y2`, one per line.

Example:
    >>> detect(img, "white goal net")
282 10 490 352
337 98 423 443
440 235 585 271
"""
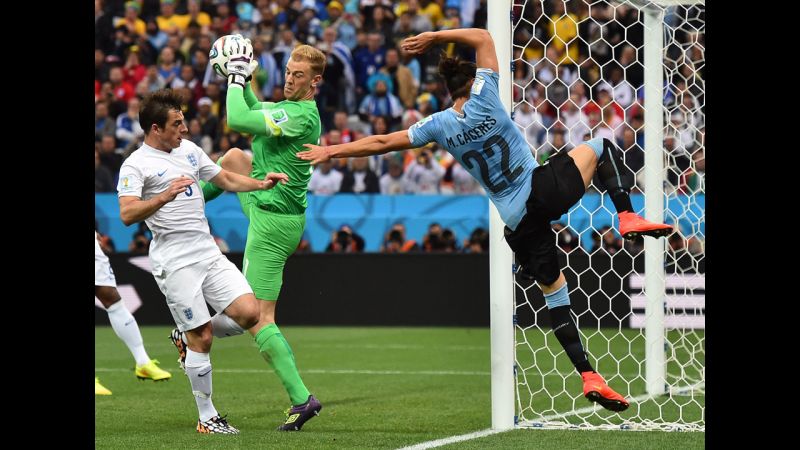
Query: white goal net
506 0 705 431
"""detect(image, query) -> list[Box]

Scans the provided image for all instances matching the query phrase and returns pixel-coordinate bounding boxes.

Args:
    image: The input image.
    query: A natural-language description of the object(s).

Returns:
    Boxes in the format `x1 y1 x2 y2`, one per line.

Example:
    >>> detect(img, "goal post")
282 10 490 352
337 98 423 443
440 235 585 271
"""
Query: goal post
488 0 705 431
488 0 516 432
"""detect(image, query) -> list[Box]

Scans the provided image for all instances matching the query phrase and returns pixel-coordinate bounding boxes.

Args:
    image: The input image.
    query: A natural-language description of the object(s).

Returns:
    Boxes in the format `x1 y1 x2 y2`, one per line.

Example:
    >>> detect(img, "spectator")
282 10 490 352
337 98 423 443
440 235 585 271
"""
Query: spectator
187 0 211 32
171 64 204 102
340 157 380 193
326 1 359 50
332 111 357 144
251 35 282 102
366 4 395 47
196 96 220 141
449 160 483 194
122 48 147 87
157 46 181 86
462 227 488 253
353 31 386 100
380 47 417 109
552 222 579 253
99 134 124 176
188 118 214 155
618 126 644 176
115 97 144 149
137 64 167 94
358 73 404 125
114 1 147 37
95 102 117 141
295 235 313 254
95 149 115 193
423 222 456 252
308 160 344 195
144 18 169 52
156 0 190 34
548 0 580 64
403 147 444 194
96 48 110 84
379 158 409 194
325 225 365 252
106 67 135 117
538 128 572 164
381 223 419 253
514 99 546 149
394 1 436 32
591 225 622 255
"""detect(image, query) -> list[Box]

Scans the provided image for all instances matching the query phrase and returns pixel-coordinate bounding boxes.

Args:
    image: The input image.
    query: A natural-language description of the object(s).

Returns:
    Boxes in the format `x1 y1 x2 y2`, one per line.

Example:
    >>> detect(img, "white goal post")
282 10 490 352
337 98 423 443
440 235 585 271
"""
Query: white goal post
489 0 705 432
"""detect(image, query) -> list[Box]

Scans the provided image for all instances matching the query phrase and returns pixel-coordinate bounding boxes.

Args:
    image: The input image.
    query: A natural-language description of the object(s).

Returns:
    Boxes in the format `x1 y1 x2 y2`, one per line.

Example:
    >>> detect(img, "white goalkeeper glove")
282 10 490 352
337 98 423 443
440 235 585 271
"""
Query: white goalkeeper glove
226 36 255 88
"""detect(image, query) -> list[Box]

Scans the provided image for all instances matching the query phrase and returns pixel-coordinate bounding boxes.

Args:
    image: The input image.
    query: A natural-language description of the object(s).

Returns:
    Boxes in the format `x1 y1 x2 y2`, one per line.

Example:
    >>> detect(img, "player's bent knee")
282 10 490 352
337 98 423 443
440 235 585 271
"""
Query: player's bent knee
241 296 261 329
220 148 252 174
95 286 121 307
532 262 560 287
187 326 214 352
516 262 559 286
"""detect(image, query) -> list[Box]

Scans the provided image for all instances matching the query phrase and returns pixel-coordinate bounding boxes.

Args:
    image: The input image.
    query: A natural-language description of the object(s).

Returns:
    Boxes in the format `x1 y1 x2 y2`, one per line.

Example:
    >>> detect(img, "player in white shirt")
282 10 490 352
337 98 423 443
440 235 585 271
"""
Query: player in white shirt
95 230 172 396
117 89 289 435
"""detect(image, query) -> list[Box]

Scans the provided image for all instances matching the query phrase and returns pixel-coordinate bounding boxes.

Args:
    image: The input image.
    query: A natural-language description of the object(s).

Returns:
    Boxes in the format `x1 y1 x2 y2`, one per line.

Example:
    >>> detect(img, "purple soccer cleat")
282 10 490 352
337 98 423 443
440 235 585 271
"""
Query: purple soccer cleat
277 395 322 431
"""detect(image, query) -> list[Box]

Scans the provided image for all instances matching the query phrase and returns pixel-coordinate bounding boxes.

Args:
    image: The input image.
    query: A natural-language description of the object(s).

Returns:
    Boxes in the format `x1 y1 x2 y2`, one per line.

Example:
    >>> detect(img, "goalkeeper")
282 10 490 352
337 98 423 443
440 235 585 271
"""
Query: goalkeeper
181 37 324 431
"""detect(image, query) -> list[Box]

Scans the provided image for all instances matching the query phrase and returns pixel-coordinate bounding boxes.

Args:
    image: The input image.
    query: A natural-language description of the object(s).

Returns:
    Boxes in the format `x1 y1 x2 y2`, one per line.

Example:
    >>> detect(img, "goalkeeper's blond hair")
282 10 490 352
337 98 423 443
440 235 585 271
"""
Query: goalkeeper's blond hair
290 45 327 76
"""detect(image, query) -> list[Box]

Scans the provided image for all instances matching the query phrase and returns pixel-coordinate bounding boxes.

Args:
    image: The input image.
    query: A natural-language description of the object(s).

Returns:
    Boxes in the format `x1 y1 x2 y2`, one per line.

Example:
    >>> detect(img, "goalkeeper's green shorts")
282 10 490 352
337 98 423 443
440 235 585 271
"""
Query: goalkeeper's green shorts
238 191 305 301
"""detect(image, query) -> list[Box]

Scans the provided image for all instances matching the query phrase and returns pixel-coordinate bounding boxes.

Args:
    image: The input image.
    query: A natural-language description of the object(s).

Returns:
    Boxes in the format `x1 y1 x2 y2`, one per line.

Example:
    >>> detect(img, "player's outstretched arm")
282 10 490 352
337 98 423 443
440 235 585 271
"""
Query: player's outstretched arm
119 176 194 225
227 85 283 137
225 37 280 136
209 169 288 192
402 28 499 73
297 130 412 165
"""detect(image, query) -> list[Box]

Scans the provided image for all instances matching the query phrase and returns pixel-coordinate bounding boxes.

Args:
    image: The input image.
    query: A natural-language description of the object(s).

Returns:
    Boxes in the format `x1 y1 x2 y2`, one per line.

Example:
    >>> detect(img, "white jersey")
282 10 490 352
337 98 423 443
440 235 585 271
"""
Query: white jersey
117 140 222 275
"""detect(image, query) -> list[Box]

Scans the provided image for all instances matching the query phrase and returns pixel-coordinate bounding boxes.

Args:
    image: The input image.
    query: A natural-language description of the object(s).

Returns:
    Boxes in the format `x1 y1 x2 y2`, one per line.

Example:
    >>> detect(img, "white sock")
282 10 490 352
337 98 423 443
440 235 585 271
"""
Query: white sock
106 300 150 366
211 313 245 338
185 349 219 422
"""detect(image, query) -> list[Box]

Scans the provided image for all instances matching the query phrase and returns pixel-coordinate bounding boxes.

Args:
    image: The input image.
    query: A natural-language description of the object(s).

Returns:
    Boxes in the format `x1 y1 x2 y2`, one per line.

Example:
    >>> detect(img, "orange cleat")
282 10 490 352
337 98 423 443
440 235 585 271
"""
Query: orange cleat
618 211 673 240
581 371 630 412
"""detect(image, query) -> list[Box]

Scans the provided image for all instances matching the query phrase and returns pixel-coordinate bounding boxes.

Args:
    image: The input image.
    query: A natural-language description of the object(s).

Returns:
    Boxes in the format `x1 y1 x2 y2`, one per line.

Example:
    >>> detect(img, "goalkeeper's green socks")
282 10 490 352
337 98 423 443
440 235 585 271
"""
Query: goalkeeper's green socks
200 180 225 202
254 323 311 406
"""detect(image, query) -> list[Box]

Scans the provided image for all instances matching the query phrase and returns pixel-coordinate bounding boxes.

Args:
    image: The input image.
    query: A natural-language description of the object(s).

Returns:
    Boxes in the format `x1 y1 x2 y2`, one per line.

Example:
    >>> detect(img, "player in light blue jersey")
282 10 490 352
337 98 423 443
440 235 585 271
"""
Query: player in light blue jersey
298 28 673 412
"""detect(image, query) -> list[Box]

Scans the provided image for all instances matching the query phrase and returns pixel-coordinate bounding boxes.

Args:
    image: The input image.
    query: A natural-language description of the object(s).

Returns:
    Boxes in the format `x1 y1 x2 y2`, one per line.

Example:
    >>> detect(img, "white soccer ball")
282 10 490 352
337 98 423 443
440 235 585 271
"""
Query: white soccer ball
209 34 249 78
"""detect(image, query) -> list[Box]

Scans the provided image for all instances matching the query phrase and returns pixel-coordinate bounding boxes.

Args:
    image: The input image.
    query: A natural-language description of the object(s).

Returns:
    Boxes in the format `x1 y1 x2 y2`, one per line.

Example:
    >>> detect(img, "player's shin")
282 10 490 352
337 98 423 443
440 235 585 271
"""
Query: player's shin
545 283 594 374
254 323 311 405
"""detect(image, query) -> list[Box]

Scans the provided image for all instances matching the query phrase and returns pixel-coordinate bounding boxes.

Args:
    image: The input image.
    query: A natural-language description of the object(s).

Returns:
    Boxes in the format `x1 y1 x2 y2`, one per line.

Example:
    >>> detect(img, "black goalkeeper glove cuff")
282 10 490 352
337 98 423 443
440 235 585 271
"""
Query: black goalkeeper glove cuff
228 73 247 88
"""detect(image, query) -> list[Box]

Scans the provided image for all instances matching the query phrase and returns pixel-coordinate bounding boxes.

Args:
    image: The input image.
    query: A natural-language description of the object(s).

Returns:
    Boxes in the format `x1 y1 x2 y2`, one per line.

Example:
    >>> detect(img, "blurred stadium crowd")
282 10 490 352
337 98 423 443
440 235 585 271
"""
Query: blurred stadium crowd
95 0 704 255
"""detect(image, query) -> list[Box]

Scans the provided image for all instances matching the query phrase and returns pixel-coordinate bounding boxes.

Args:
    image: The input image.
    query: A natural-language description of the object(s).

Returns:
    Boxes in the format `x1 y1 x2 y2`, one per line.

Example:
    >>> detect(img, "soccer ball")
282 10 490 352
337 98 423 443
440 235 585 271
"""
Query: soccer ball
209 34 248 78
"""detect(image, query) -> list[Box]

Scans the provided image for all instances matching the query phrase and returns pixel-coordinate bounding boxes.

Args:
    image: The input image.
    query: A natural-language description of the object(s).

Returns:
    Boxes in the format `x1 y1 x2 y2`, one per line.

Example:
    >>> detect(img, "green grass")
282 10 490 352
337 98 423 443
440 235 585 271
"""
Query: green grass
95 326 704 449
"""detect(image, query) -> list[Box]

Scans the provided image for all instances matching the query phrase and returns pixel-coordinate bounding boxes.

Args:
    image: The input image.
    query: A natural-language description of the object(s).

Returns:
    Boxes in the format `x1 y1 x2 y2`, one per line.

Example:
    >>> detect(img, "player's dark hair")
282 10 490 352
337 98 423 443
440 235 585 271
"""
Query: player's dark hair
438 52 477 100
139 89 183 134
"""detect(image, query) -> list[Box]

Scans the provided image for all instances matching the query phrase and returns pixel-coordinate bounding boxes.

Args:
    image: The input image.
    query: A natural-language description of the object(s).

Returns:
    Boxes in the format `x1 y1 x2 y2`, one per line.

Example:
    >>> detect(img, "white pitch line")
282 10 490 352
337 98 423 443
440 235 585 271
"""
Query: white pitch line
397 383 706 449
94 368 490 376
396 428 510 450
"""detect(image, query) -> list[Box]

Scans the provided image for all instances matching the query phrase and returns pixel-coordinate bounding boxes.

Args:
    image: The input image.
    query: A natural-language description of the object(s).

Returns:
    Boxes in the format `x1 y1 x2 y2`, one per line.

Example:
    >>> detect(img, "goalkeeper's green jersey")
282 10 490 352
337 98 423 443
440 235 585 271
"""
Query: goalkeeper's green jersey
226 83 321 215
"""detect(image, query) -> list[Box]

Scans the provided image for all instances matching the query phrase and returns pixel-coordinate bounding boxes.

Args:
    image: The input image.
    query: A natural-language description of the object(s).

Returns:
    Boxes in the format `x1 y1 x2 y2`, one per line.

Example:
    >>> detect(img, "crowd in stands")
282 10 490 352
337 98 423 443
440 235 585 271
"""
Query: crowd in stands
95 0 704 253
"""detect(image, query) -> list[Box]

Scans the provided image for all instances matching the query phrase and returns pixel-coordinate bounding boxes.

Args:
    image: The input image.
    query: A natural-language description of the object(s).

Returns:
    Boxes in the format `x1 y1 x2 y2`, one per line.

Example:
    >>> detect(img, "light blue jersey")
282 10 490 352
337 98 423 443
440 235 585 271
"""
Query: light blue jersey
407 68 538 230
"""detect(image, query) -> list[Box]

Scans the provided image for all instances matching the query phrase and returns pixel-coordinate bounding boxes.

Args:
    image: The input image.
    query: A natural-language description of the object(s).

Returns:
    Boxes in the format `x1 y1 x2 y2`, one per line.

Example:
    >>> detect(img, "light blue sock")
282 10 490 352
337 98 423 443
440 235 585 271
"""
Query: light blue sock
584 138 604 159
544 283 570 309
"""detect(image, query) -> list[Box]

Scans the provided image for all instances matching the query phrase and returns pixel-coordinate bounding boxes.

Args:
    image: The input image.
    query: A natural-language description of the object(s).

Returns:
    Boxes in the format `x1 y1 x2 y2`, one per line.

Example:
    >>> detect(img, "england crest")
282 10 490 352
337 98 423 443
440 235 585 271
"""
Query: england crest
187 154 198 167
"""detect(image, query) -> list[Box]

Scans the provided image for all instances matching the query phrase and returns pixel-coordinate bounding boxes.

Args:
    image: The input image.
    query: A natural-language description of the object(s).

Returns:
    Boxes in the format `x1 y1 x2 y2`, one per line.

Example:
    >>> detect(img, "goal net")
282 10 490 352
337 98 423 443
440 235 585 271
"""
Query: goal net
503 0 705 431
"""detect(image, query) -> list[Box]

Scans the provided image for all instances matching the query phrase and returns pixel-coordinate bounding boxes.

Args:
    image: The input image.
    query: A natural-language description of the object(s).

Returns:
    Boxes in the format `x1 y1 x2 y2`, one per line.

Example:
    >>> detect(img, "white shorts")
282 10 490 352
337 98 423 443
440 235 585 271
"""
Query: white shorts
154 255 253 332
95 232 117 287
